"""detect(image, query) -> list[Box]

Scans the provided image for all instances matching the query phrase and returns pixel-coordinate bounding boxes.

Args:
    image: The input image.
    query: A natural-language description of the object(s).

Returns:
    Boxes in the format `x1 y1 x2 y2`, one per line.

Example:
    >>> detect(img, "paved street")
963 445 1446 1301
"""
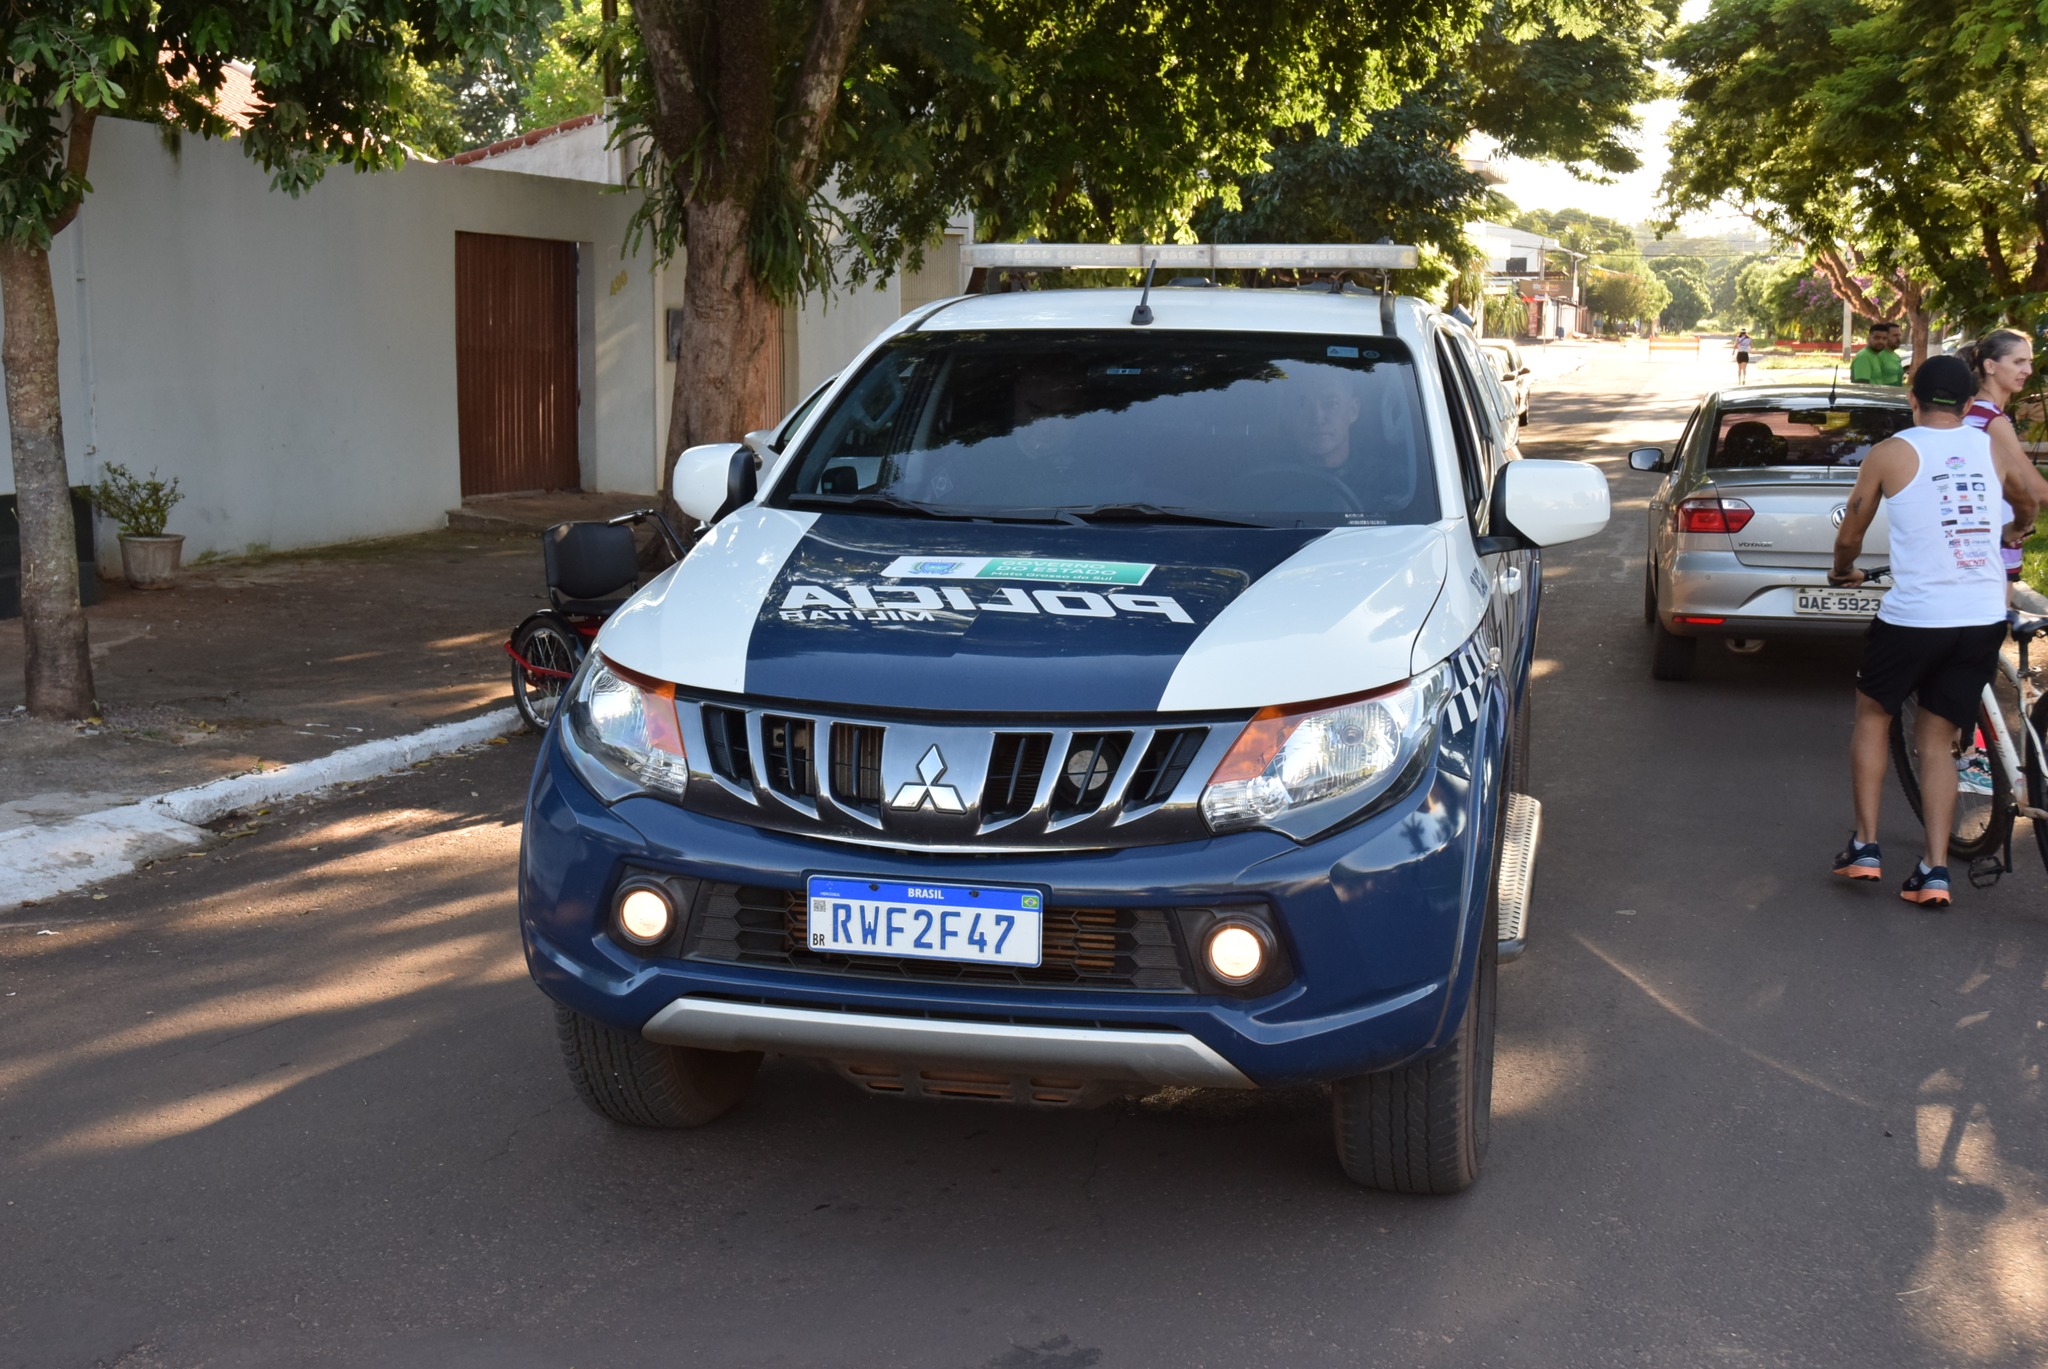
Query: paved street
4 344 2044 1369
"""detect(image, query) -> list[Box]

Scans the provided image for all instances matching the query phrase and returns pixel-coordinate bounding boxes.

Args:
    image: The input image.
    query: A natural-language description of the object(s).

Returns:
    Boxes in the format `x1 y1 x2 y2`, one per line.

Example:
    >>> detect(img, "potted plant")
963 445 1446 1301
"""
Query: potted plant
92 463 186 590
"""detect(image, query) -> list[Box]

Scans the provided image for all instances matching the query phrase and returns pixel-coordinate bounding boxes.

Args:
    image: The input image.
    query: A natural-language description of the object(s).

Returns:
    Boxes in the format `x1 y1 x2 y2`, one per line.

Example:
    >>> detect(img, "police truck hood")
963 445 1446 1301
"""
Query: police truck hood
595 508 1450 714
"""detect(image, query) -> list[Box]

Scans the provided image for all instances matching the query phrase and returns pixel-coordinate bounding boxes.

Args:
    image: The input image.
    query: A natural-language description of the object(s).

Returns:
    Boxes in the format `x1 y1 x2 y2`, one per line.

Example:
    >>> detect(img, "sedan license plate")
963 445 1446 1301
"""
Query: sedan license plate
805 876 1044 968
1795 589 1885 617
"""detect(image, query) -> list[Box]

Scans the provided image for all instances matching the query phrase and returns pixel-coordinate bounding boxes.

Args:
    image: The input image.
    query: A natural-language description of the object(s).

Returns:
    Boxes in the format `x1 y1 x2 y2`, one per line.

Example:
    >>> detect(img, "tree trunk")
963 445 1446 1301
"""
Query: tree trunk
1905 306 1932 374
0 241 96 720
661 196 777 523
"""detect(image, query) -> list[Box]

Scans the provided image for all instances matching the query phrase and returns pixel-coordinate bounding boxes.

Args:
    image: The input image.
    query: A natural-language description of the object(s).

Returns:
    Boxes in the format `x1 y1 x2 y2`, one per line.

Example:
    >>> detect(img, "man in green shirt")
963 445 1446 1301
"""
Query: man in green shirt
1850 322 1905 385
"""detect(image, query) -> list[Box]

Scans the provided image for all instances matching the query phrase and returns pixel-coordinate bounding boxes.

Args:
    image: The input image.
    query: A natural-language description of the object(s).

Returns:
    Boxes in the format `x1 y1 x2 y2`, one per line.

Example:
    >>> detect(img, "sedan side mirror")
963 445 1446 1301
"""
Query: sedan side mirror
1627 447 1666 472
673 441 745 524
1517 366 1533 378
1489 459 1611 548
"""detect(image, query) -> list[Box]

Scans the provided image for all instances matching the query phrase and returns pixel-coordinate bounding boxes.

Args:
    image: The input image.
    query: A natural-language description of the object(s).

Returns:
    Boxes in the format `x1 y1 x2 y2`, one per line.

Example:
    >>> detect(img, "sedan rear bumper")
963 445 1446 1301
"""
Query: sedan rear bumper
1661 554 1883 637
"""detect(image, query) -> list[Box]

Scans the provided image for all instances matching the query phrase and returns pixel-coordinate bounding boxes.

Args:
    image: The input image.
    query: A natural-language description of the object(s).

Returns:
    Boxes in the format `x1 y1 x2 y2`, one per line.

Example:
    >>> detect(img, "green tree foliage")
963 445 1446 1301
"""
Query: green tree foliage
1656 0 2048 355
1 0 547 718
1657 267 1711 331
607 0 1616 519
1586 266 1668 329
1513 206 1636 255
1190 0 1675 296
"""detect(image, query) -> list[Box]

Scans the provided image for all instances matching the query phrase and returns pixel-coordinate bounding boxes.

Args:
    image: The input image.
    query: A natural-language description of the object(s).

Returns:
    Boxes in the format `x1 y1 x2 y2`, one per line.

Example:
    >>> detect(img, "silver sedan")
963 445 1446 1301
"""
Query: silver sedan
1629 383 1910 680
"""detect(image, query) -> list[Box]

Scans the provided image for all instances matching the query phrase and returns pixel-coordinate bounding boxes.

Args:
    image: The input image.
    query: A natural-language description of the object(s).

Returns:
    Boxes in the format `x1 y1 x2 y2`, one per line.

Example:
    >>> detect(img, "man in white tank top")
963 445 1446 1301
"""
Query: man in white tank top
1826 355 2041 907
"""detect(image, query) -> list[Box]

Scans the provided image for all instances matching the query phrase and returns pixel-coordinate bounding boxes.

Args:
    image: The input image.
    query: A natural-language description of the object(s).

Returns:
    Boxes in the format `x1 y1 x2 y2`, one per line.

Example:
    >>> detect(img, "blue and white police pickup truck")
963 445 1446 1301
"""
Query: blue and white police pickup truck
520 244 1608 1193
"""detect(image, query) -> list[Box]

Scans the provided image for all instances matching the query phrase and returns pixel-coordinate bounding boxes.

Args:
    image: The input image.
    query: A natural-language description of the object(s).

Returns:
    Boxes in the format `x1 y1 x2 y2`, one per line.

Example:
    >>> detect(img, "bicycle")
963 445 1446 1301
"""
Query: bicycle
1883 582 2048 879
505 508 688 730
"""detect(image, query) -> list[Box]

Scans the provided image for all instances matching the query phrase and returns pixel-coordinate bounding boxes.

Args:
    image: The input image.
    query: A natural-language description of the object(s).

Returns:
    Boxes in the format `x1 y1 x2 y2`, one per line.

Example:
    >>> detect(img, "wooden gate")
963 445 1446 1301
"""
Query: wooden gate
456 232 580 496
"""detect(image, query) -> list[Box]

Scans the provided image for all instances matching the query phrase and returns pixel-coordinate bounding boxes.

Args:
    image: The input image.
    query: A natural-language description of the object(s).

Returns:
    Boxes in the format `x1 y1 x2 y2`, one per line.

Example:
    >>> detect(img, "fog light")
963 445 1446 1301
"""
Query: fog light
1205 923 1267 984
617 886 674 945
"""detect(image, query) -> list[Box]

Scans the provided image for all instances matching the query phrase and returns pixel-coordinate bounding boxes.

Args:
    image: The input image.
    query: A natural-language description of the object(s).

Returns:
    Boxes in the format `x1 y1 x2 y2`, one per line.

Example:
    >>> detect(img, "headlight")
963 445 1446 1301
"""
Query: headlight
561 654 690 800
1199 666 1448 836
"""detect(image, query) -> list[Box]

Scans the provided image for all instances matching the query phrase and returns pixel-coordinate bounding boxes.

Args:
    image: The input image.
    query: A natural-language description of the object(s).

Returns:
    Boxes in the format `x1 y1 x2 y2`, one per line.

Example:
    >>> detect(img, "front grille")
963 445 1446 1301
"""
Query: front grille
683 883 1195 991
982 732 1052 821
1128 728 1208 807
702 705 751 784
762 714 815 798
829 723 885 812
1051 732 1131 819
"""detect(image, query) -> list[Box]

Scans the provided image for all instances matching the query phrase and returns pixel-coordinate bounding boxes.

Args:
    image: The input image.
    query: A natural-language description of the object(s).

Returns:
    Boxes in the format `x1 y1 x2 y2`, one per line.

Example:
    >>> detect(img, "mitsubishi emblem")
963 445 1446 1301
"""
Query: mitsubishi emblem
890 745 966 813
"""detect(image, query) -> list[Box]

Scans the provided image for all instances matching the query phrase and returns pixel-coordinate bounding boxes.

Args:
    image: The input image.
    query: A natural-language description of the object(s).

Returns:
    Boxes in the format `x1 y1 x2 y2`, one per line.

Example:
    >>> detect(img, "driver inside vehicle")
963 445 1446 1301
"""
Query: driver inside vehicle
1276 363 1412 518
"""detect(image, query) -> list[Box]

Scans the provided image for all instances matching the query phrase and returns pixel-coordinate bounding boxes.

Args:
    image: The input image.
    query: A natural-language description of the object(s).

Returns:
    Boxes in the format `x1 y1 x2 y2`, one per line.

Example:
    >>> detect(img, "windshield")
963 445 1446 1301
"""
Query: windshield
1709 404 1911 469
775 330 1437 528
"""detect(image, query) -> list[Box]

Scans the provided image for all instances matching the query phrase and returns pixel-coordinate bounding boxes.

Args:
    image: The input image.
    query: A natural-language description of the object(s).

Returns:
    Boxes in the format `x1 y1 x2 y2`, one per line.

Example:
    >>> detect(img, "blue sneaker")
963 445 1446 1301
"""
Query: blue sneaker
1831 834 1882 882
1957 755 1994 796
1900 862 1951 909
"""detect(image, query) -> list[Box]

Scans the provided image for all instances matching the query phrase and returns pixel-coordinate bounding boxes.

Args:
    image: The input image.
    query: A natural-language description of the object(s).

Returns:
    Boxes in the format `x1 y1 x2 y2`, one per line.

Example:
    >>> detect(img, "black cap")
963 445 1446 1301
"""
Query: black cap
1910 354 1975 407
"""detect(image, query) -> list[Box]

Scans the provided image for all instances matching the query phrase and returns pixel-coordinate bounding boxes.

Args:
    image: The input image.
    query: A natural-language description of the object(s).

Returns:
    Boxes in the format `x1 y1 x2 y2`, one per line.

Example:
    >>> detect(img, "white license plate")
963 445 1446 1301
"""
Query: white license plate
804 876 1044 967
1794 590 1885 617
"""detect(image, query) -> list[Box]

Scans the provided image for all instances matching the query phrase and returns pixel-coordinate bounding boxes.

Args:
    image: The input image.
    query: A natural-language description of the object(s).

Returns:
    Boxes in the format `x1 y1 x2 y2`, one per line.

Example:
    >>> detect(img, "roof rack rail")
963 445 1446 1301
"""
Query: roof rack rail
960 243 1420 271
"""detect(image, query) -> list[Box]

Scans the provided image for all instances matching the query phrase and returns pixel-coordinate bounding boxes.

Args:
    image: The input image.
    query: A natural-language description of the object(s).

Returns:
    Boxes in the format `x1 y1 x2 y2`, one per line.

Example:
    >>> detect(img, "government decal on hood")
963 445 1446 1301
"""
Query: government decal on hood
595 509 1451 715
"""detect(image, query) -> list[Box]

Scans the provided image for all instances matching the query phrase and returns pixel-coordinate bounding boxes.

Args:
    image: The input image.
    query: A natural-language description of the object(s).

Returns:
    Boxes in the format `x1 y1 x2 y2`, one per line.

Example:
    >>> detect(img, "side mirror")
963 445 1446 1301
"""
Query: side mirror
742 428 778 458
1517 366 1533 378
1627 447 1666 472
673 441 744 524
1491 459 1610 548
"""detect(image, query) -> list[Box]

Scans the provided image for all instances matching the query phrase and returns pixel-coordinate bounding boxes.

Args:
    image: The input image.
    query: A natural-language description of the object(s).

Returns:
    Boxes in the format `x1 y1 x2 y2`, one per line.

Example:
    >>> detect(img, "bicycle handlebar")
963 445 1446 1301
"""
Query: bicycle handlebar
607 507 691 558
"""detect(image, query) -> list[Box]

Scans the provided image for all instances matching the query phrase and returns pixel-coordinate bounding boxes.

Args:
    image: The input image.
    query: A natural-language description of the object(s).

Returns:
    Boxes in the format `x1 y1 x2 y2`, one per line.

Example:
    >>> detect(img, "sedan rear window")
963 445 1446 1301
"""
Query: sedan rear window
1708 404 1911 469
775 330 1436 528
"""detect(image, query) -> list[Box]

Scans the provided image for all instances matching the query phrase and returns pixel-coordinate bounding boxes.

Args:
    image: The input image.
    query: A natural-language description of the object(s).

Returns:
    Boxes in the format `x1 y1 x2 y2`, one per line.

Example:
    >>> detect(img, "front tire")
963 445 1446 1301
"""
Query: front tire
1890 696 2012 862
554 1004 761 1128
1332 878 1497 1193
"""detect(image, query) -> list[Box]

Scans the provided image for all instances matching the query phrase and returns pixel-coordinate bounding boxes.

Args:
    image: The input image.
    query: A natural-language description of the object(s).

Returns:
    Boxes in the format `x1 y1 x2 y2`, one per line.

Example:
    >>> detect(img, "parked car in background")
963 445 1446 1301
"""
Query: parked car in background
1478 339 1532 427
1629 383 1912 679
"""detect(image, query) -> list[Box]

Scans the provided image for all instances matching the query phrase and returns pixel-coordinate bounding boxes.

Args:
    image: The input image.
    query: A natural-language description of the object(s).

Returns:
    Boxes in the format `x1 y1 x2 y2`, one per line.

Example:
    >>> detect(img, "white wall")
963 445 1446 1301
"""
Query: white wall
0 116 657 562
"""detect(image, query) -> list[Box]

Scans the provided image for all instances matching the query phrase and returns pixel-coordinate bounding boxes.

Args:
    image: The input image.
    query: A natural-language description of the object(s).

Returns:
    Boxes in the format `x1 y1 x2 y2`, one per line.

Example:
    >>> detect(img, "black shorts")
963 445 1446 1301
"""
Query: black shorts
1735 351 1750 363
1857 618 2006 726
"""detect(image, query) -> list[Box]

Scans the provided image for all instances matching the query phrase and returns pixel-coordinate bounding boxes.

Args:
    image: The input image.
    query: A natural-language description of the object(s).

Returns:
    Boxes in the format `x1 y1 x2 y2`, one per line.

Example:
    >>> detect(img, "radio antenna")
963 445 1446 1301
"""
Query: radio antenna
1131 254 1159 326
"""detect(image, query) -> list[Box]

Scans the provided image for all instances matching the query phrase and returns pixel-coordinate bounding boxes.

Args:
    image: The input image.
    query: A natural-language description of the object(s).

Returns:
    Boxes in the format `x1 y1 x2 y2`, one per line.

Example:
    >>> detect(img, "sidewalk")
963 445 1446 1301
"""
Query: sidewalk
0 490 652 840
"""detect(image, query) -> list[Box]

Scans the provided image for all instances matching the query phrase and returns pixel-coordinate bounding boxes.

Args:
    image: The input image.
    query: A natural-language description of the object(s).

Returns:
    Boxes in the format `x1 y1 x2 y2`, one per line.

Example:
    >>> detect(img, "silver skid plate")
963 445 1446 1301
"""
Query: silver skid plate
1497 792 1541 962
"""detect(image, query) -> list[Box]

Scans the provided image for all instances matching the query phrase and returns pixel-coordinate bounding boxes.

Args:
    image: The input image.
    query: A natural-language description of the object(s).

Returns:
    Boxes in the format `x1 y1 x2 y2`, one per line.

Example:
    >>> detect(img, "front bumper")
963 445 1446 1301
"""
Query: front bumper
520 715 1500 1090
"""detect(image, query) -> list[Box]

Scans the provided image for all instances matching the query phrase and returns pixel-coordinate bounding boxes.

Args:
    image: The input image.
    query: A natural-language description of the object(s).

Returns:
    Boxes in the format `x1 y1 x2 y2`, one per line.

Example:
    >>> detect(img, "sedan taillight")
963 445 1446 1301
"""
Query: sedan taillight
1676 496 1754 534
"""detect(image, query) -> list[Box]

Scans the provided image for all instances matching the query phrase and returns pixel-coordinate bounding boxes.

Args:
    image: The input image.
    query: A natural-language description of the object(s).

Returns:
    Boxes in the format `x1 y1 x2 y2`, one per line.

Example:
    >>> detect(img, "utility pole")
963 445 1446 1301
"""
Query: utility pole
1841 298 1854 364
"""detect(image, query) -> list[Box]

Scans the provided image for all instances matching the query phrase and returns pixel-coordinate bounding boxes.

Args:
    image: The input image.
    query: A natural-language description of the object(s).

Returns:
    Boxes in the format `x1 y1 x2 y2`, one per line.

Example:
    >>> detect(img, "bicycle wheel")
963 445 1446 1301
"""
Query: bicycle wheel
1890 694 2013 862
510 616 582 731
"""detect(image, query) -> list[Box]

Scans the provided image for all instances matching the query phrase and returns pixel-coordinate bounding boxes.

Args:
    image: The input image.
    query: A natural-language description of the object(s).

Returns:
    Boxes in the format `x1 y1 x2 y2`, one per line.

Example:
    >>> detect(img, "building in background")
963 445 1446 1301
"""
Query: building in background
0 112 970 579
1466 220 1581 338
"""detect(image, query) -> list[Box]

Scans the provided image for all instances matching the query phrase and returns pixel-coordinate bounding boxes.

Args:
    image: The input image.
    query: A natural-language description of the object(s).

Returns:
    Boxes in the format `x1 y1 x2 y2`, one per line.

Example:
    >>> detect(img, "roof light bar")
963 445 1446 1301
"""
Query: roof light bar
961 243 1421 271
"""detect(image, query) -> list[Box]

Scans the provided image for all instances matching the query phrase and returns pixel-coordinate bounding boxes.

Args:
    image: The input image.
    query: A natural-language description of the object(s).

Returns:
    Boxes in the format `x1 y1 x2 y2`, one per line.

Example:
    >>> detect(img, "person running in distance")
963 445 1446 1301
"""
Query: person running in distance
1828 356 2042 907
1734 330 1753 384
1850 322 1905 387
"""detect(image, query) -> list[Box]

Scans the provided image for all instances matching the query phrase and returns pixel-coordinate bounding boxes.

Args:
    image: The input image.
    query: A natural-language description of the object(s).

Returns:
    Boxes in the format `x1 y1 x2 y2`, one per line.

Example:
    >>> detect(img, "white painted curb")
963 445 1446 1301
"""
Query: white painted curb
0 707 521 913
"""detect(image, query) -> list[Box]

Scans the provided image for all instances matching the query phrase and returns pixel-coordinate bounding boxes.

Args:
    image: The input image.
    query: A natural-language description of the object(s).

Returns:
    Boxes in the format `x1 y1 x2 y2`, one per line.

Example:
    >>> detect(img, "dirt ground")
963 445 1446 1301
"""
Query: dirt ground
0 512 635 832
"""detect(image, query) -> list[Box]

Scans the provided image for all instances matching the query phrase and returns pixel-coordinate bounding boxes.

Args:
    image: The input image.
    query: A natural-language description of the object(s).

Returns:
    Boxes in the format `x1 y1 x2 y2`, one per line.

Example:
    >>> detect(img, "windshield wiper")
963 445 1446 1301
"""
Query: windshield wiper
1055 503 1271 528
785 492 976 520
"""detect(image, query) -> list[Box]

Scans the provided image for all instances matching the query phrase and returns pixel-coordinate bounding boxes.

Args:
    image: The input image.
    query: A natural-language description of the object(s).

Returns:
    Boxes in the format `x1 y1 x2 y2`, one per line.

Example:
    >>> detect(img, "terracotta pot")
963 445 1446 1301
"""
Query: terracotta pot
119 534 183 590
